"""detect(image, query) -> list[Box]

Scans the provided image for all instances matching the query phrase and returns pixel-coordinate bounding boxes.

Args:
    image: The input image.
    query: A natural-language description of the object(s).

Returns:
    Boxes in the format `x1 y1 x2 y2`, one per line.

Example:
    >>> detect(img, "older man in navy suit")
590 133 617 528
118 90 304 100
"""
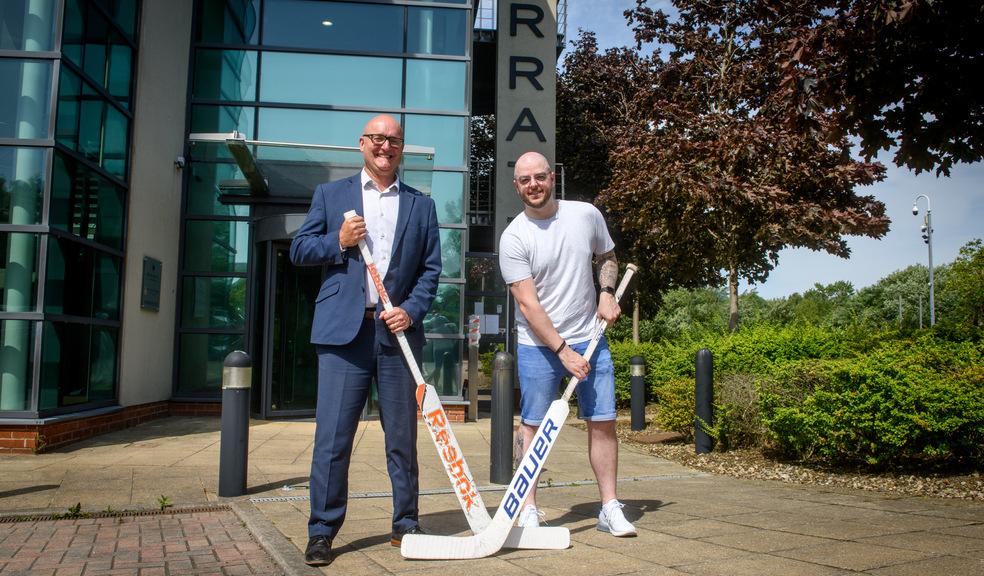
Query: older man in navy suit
290 114 441 566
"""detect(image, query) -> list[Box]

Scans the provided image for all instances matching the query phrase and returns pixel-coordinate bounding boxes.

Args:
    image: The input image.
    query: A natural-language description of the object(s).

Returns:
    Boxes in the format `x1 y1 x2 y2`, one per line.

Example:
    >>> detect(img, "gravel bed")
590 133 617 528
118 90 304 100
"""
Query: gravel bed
574 415 984 501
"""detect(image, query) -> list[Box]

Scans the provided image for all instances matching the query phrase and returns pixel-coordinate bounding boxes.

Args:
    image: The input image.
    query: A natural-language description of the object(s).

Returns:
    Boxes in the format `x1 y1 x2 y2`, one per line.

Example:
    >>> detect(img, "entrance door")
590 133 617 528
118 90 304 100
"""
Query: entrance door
266 242 320 415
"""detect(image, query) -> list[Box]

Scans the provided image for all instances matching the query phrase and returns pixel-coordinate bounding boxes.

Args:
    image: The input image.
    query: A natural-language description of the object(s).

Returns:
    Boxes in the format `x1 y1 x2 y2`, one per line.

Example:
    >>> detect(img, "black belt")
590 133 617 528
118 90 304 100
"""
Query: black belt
364 307 376 319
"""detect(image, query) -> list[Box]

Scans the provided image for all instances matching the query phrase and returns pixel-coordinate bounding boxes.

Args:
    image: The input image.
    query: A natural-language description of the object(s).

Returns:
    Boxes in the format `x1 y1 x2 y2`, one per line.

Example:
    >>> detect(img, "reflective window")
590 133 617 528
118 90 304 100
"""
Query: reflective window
408 7 467 56
62 0 85 65
93 0 138 38
77 5 134 107
191 105 255 137
55 66 82 149
258 108 374 147
0 146 45 225
406 59 466 112
44 237 121 320
402 170 463 225
196 0 259 44
184 220 250 273
0 233 39 312
405 114 465 167
263 0 403 53
102 105 128 178
0 0 58 51
440 228 463 279
0 320 34 411
50 152 125 249
422 338 461 397
39 322 117 409
181 276 247 329
187 162 249 217
465 255 506 294
260 52 401 109
56 66 130 176
424 283 461 334
194 50 257 102
0 59 53 140
177 333 244 396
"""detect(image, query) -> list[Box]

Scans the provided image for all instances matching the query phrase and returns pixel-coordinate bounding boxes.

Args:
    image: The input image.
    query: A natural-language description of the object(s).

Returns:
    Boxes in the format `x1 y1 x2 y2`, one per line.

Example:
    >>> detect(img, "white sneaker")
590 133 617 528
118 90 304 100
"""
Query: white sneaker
597 499 636 537
518 504 544 528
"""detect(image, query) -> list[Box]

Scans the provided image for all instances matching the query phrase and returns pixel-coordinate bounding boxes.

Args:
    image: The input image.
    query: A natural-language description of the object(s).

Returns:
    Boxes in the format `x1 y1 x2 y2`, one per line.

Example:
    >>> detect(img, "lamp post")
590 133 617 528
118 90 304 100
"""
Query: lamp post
912 195 935 326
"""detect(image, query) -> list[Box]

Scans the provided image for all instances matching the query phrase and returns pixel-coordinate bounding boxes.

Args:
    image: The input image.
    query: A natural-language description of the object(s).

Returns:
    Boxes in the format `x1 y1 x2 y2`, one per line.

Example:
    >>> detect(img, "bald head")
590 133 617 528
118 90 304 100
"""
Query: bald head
513 151 550 178
359 114 404 186
362 114 403 139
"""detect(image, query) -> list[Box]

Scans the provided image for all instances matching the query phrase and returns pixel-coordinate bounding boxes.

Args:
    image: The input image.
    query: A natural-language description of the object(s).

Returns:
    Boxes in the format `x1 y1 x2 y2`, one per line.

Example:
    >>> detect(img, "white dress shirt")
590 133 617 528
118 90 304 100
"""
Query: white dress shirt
360 169 400 307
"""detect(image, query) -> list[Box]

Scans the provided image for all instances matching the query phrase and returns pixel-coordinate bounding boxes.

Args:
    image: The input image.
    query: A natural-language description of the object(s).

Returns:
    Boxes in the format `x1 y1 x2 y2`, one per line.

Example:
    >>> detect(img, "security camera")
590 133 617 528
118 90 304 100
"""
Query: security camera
911 205 919 215
174 155 186 169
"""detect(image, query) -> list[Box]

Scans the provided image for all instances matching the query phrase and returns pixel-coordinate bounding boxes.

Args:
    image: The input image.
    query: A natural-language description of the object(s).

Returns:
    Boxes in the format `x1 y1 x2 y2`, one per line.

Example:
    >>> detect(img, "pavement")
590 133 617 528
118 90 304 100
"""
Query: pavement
1 415 982 576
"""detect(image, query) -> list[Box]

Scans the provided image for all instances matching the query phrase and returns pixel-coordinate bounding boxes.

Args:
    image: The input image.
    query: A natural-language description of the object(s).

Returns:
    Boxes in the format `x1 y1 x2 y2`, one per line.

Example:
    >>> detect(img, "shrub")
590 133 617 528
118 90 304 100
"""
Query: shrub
655 377 695 439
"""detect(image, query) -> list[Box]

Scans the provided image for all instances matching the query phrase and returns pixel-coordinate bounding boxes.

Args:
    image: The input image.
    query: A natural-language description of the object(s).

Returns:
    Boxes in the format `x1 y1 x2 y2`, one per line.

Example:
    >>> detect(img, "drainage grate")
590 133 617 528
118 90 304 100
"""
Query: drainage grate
0 504 231 524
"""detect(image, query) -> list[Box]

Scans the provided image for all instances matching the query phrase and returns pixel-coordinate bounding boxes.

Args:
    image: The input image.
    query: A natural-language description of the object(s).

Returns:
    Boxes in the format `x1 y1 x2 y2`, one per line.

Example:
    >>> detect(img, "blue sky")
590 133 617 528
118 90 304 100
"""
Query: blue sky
565 0 984 299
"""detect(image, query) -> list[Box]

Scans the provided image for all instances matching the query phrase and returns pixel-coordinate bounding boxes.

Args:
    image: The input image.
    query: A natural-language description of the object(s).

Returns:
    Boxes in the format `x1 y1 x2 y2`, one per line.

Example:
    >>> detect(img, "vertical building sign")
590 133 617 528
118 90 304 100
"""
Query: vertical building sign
495 0 558 245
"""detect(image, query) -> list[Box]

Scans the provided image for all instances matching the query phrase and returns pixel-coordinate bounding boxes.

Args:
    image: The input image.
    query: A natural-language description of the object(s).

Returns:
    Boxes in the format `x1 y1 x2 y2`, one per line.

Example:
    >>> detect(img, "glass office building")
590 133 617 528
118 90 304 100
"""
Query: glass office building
0 0 480 447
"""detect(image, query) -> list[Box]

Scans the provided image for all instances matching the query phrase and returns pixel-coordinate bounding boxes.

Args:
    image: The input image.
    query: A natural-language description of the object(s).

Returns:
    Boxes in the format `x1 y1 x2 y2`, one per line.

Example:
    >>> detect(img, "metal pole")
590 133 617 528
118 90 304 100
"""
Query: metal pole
467 315 481 422
927 209 935 326
219 350 251 497
490 351 514 484
695 348 714 454
630 356 646 431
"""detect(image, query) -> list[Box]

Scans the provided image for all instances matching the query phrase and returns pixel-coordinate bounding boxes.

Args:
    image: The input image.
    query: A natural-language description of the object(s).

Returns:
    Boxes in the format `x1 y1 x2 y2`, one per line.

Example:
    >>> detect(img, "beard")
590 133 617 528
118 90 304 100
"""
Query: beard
521 188 552 209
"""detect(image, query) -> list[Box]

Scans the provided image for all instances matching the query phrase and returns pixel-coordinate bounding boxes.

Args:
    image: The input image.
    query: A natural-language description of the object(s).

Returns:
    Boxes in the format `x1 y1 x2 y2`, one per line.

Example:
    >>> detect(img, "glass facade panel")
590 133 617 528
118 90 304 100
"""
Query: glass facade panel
44 236 121 320
181 276 247 329
177 333 244 396
191 105 254 136
406 59 466 112
261 52 401 109
425 283 460 334
407 7 467 56
79 6 133 107
404 114 466 167
94 0 138 38
102 105 128 177
263 0 403 53
422 338 461 397
0 0 58 51
62 0 85 65
439 228 463 279
55 67 82 148
196 0 260 44
0 59 53 140
184 220 250 273
0 232 39 312
0 146 45 225
0 319 35 412
401 170 463 225
187 162 249 216
39 322 117 409
193 49 257 101
258 108 373 147
50 152 125 249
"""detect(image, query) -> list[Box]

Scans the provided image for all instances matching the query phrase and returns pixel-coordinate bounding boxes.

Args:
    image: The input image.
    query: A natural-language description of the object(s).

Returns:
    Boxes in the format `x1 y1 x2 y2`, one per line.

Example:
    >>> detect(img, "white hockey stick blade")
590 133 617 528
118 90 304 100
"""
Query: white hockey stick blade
402 400 571 559
503 526 570 550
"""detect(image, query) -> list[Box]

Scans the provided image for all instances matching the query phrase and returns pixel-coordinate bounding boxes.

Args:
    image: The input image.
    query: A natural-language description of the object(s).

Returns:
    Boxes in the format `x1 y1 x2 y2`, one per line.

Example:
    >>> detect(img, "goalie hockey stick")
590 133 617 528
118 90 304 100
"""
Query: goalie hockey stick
401 264 638 560
343 210 569 550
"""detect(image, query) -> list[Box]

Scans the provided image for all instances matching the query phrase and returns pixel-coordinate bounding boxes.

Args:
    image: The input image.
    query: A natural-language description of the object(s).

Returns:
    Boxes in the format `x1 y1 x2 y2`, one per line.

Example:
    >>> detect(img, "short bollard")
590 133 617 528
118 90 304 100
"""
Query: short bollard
219 350 251 497
630 355 646 431
695 348 714 454
490 351 514 485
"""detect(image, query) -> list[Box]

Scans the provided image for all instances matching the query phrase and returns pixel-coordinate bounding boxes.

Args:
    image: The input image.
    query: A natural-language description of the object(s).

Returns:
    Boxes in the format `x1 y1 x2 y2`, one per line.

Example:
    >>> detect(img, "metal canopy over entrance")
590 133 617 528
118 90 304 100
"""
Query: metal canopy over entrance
187 132 435 205
185 133 436 419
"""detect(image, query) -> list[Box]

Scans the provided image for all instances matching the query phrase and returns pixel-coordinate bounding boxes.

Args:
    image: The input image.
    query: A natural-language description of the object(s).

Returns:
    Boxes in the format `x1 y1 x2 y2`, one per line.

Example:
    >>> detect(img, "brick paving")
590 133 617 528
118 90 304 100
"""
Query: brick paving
0 509 282 576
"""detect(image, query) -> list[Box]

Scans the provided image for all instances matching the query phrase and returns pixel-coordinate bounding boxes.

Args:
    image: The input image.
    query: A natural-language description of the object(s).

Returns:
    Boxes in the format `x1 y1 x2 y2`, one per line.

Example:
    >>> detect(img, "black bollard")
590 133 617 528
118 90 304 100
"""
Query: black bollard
694 348 714 454
219 350 251 497
630 355 646 431
490 351 514 485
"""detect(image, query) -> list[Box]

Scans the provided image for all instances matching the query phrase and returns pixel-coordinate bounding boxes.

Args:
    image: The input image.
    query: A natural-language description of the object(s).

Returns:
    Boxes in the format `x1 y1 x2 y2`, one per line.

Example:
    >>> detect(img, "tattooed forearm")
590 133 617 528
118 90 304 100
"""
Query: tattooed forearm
596 250 618 291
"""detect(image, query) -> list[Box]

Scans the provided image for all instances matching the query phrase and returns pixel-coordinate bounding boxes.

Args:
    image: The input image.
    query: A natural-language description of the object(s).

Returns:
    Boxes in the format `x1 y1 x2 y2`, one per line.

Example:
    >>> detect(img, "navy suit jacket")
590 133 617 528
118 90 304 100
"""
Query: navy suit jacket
289 173 442 349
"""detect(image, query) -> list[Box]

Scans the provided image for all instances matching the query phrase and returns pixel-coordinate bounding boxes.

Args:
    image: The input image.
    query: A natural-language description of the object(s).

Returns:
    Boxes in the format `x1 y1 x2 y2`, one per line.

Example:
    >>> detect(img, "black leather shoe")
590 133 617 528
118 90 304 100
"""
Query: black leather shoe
390 525 425 547
304 535 333 566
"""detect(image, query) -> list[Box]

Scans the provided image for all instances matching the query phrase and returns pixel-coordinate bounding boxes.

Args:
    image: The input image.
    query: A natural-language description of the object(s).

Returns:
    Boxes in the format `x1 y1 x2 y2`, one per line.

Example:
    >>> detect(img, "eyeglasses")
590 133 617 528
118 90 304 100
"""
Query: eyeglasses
362 133 405 147
515 172 550 186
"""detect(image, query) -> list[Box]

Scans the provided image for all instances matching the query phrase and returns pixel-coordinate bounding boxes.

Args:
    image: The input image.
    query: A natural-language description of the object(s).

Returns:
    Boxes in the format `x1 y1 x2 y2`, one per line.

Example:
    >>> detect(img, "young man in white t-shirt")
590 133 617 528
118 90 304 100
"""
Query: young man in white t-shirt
498 151 636 537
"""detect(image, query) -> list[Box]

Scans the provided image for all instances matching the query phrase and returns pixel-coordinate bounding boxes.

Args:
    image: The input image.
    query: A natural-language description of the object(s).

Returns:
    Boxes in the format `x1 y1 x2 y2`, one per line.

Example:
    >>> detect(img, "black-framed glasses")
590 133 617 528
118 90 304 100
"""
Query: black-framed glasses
362 133 405 147
515 172 550 186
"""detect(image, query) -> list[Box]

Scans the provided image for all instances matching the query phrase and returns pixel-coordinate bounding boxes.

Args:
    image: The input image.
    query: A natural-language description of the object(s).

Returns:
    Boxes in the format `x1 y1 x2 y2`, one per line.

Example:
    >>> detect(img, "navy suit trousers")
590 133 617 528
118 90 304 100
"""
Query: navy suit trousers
308 316 420 539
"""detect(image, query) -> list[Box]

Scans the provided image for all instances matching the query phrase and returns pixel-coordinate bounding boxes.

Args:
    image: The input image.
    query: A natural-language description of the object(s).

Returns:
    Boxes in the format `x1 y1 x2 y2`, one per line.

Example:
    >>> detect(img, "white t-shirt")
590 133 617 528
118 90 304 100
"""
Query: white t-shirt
499 200 615 346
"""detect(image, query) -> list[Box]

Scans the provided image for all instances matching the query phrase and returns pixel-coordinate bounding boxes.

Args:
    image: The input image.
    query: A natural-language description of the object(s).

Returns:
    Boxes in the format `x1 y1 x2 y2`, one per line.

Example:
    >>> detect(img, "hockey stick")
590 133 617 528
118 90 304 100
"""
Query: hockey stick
343 211 569 550
401 264 638 560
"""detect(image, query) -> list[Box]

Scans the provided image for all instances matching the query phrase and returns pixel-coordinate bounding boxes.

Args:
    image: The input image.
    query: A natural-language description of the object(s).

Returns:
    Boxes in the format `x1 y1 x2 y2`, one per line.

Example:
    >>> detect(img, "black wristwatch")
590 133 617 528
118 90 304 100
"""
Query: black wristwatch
601 286 616 295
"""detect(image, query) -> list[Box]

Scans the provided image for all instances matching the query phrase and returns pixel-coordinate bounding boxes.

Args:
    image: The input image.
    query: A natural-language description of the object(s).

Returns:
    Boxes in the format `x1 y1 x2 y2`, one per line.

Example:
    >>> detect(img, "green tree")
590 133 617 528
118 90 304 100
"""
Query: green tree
937 239 984 337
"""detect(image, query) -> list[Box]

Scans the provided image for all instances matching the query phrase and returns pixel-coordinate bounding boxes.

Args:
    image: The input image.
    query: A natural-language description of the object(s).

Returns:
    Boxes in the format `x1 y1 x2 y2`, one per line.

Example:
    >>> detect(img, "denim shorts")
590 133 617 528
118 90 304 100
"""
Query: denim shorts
516 336 616 425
